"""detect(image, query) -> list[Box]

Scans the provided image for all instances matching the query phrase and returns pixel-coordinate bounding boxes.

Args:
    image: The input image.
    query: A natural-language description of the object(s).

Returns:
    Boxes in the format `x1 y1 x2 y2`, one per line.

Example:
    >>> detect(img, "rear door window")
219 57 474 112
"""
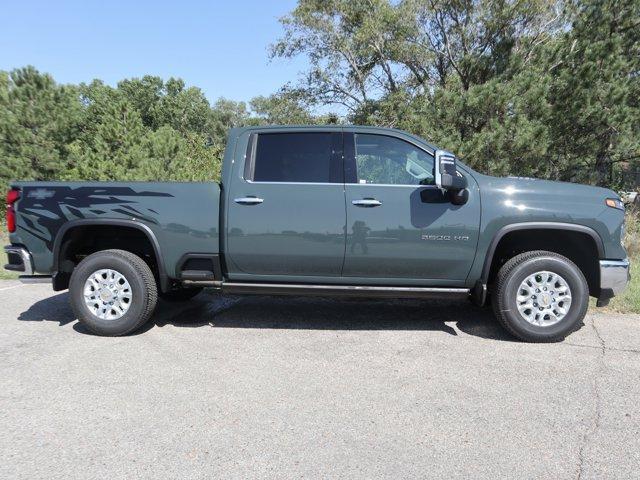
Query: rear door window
251 132 340 183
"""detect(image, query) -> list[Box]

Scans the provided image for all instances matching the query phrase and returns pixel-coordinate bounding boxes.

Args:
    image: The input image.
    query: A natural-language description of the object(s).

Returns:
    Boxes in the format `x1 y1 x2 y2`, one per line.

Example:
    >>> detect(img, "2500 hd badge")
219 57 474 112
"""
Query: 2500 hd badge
421 234 470 241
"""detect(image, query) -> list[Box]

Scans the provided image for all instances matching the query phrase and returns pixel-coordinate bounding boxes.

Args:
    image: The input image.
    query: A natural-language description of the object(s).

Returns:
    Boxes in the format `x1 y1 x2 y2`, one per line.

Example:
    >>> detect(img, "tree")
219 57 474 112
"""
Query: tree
0 66 81 184
272 0 562 112
271 0 405 114
2 0 638 198
546 0 640 186
271 0 639 185
63 80 148 180
249 88 339 125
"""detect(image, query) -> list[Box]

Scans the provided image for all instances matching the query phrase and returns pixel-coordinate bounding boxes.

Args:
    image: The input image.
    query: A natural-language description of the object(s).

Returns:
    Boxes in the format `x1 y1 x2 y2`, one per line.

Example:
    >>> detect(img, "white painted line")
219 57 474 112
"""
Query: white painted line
0 284 25 292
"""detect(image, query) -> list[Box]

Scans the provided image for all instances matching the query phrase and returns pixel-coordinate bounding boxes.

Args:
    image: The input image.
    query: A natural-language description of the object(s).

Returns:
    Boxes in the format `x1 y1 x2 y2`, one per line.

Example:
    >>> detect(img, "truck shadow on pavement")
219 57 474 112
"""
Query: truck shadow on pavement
18 290 516 341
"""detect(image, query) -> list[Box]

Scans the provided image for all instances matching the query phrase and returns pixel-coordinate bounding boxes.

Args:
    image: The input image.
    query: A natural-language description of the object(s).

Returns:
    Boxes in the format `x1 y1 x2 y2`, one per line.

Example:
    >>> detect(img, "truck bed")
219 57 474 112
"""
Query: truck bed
9 181 221 279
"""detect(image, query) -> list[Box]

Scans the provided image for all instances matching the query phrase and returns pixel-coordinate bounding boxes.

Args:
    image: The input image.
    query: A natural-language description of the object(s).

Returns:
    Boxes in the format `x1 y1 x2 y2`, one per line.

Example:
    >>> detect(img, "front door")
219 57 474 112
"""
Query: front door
226 130 346 278
342 131 480 283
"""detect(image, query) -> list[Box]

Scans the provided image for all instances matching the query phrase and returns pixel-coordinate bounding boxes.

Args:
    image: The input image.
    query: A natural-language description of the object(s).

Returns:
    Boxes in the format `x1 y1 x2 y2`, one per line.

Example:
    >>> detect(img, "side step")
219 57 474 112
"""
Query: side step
19 275 52 284
221 282 470 299
181 270 216 281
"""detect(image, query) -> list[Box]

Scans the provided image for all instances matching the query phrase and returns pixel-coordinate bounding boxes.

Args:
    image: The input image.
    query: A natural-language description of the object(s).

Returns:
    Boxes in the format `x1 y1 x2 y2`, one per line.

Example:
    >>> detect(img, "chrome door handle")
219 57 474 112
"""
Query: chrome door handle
234 196 264 205
352 198 382 207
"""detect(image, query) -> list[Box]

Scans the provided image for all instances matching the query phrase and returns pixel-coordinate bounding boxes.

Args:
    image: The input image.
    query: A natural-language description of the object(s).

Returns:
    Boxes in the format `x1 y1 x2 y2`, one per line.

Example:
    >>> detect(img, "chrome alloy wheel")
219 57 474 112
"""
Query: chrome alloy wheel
516 270 572 327
83 269 132 320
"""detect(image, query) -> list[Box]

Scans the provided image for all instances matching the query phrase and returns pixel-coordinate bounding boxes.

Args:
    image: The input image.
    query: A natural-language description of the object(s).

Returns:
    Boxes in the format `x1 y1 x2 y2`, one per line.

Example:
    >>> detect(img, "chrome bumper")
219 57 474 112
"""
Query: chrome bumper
600 258 630 296
4 245 34 275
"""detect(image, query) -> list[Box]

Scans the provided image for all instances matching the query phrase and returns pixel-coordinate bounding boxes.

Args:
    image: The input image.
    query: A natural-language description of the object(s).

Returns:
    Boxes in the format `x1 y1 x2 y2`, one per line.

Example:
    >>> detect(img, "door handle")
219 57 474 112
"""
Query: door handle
234 196 264 205
352 198 382 207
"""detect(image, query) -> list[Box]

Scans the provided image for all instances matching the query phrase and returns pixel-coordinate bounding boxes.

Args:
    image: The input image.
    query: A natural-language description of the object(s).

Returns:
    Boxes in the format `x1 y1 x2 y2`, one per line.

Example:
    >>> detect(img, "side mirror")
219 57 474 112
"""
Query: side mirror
434 149 466 190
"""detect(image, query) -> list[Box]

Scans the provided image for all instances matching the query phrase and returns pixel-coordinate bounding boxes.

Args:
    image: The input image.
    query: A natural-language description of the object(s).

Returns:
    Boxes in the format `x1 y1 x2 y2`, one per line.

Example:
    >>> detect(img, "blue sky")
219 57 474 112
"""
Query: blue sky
0 0 306 104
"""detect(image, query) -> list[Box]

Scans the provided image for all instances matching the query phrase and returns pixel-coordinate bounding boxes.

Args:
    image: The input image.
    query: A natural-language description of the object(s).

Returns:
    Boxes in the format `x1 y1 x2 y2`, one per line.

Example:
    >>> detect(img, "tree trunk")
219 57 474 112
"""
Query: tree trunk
594 150 609 187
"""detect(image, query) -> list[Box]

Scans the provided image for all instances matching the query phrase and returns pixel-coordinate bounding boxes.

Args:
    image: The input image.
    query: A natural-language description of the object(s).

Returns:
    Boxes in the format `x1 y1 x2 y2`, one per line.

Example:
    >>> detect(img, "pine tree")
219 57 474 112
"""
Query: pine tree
0 66 81 185
547 0 640 186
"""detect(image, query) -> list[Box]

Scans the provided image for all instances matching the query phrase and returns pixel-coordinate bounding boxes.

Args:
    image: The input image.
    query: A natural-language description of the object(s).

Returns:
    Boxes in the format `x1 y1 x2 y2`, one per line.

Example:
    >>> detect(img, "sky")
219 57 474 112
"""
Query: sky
0 0 307 104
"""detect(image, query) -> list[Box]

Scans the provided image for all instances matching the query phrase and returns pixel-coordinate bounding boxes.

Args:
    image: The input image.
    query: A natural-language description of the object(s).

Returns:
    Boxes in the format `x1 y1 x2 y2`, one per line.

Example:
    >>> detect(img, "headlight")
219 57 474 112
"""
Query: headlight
620 221 626 247
606 198 625 210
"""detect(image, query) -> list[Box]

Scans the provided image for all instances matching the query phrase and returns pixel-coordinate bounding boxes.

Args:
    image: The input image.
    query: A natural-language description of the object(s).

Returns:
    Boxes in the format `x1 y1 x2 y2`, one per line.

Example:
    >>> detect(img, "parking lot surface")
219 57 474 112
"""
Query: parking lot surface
1 280 639 479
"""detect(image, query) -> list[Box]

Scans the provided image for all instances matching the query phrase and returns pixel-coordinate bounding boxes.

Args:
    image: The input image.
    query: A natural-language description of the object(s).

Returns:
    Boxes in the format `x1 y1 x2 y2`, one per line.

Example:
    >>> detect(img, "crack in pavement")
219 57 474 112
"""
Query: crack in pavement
563 341 640 355
576 317 605 480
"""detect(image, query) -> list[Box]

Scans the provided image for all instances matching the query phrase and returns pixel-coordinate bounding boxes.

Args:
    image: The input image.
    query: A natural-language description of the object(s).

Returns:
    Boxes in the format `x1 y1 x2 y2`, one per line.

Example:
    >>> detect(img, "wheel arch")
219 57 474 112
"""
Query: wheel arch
481 222 604 296
52 219 168 292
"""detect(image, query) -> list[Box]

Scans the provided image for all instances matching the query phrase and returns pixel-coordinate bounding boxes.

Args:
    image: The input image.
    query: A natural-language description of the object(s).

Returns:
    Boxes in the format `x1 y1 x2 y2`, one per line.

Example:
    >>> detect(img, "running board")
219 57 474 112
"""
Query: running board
221 282 470 299
19 275 52 284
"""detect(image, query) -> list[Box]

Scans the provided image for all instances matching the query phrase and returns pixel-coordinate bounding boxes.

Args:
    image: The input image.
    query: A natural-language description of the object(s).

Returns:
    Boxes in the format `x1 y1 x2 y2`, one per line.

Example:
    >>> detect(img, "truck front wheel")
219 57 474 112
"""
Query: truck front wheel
69 249 158 336
492 250 589 342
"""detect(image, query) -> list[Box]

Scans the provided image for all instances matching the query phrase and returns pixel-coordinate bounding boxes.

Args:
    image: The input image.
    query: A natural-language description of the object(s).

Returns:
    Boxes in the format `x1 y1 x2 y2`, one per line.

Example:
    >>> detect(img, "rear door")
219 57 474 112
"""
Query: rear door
342 131 480 283
225 130 346 278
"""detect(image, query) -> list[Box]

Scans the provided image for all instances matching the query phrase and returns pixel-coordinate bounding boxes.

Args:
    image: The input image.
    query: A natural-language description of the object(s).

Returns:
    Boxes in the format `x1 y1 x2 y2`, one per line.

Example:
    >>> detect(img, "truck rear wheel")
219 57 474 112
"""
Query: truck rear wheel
492 250 589 342
69 249 158 336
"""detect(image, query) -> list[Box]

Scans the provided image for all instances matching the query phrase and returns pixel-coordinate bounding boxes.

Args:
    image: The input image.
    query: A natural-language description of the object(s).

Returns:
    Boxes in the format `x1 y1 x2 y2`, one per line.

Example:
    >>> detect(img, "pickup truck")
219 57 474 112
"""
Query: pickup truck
4 126 630 341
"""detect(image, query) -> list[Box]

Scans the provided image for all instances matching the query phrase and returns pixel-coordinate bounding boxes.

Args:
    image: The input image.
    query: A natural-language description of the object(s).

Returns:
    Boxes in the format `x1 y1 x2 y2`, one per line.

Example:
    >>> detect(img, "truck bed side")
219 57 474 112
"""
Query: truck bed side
9 181 221 283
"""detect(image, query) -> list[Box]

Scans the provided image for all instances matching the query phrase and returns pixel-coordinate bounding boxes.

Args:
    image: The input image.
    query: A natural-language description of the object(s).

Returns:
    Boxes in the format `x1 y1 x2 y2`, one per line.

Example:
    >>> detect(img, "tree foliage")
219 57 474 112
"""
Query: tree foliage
0 0 638 196
0 70 327 192
273 0 639 186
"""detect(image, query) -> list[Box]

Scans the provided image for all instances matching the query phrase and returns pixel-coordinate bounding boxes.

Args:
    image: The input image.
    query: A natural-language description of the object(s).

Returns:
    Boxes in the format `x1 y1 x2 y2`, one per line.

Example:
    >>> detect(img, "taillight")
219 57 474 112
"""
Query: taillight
6 188 20 233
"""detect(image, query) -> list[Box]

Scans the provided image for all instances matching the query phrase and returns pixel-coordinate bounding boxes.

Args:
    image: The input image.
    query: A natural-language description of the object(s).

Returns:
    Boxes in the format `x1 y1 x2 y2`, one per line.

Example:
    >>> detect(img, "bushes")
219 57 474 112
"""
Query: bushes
0 69 224 189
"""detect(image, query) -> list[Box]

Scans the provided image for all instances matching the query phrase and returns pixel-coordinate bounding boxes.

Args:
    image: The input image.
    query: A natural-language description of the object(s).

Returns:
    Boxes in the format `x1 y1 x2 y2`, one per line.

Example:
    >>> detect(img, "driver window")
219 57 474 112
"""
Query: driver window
354 134 435 185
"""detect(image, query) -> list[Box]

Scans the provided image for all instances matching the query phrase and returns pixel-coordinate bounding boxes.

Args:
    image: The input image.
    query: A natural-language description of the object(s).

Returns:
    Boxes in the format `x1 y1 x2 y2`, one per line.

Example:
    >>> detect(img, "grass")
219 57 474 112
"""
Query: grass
602 257 639 314
597 208 640 315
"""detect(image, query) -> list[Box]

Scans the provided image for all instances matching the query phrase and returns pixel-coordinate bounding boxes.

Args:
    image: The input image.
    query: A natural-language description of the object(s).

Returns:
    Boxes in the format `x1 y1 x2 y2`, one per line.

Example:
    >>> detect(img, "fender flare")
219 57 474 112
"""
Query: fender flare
52 218 168 291
480 222 605 284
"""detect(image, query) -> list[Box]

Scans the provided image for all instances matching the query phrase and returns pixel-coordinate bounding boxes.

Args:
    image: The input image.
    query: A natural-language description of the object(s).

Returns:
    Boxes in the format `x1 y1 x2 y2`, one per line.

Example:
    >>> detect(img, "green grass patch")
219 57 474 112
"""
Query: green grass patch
592 209 640 315
600 253 639 314
600 207 639 314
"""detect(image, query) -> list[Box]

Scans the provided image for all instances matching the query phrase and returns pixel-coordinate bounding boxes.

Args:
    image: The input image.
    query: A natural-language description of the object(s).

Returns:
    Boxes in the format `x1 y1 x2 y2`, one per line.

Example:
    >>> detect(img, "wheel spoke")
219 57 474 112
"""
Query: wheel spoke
516 270 572 327
83 268 132 321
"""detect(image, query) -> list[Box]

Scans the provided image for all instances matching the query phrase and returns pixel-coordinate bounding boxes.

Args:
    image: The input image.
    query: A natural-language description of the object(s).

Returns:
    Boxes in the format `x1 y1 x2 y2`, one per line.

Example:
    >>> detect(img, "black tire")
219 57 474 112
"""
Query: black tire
492 250 589 342
69 249 158 336
159 287 203 302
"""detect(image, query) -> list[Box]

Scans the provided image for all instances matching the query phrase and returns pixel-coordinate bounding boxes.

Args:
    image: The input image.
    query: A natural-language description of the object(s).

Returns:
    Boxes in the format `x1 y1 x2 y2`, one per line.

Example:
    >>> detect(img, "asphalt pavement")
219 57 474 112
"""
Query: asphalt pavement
1 279 639 479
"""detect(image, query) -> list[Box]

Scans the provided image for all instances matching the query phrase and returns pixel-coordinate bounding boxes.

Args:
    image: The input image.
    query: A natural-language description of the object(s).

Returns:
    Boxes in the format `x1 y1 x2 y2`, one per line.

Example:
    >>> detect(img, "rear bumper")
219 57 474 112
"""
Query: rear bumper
600 258 630 297
4 245 34 275
4 245 51 283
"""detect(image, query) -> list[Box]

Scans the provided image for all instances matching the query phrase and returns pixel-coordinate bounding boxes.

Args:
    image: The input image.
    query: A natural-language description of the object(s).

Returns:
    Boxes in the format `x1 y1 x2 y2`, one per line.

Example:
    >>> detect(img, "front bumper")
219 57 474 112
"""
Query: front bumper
600 258 631 297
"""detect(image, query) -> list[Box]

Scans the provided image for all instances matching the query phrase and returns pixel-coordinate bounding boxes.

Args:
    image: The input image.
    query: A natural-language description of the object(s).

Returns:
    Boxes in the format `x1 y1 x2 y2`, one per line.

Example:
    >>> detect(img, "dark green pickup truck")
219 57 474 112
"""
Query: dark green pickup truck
4 126 630 341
